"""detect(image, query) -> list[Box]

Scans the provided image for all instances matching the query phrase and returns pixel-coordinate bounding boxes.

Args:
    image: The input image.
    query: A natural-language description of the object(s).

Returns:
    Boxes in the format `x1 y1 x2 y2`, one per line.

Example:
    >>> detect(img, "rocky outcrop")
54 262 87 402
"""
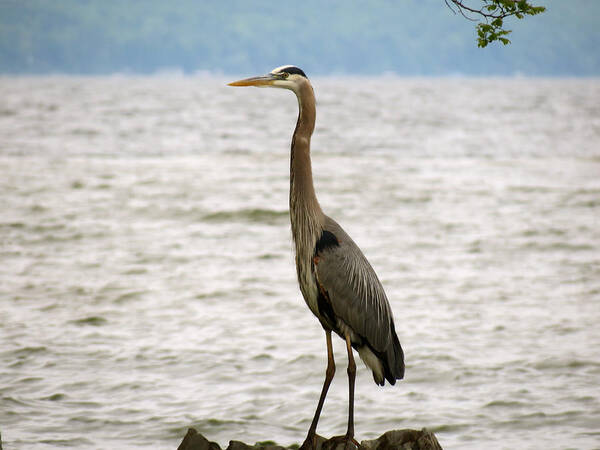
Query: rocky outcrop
177 428 442 450
360 429 443 450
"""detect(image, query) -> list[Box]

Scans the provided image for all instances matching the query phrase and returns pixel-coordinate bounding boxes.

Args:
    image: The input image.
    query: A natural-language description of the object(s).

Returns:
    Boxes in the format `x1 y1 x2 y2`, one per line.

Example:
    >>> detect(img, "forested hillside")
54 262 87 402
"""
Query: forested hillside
1 0 598 75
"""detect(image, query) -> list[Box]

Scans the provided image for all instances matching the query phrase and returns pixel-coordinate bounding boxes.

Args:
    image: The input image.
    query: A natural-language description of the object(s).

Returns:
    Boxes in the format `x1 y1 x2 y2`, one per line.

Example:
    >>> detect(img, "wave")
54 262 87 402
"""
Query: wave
203 208 288 224
69 316 108 326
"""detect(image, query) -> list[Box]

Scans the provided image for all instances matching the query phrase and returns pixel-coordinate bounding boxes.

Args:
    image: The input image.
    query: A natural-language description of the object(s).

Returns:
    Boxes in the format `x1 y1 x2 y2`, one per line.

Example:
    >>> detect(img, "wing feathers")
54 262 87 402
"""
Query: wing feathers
314 217 404 384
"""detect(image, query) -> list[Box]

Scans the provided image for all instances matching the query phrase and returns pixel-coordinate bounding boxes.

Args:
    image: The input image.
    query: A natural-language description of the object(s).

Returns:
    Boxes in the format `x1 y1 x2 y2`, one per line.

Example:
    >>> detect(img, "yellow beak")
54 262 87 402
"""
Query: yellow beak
228 74 278 87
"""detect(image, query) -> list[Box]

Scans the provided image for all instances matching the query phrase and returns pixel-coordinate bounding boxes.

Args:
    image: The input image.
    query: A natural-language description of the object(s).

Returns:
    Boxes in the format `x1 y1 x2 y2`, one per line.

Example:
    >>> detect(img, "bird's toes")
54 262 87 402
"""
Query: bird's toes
322 435 358 450
299 439 312 450
299 433 322 450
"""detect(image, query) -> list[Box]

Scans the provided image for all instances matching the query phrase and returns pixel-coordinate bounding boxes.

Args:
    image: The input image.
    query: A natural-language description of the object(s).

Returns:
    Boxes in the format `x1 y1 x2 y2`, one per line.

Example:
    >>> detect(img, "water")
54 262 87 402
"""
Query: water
1 76 599 449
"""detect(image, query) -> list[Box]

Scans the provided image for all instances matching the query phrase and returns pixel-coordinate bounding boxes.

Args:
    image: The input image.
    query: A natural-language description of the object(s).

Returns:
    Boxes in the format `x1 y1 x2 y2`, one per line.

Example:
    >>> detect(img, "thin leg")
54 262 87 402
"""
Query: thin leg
300 330 335 450
323 334 359 450
344 333 357 446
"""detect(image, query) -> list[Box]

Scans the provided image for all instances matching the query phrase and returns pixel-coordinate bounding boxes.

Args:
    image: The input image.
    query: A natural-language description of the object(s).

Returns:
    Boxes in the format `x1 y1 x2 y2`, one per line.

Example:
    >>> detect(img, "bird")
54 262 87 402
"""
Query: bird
228 65 404 450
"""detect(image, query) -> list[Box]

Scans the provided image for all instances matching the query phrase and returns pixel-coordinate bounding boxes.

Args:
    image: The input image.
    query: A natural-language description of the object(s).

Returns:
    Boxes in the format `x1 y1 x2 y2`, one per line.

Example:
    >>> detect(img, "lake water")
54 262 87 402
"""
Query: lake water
1 76 599 449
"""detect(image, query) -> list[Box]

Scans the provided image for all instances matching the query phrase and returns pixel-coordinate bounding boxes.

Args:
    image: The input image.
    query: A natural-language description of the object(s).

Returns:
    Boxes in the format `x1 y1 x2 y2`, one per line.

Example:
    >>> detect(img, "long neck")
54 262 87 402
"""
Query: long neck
289 81 323 249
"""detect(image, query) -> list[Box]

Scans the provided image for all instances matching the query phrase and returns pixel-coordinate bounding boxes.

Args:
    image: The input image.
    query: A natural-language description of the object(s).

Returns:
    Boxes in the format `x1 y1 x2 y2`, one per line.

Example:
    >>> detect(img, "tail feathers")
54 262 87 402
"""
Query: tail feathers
380 319 404 385
384 325 405 384
359 319 405 386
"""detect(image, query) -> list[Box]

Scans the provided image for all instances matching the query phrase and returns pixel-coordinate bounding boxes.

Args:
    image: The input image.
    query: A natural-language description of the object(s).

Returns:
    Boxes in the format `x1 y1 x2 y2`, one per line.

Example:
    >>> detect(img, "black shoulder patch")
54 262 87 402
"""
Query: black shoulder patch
315 230 339 256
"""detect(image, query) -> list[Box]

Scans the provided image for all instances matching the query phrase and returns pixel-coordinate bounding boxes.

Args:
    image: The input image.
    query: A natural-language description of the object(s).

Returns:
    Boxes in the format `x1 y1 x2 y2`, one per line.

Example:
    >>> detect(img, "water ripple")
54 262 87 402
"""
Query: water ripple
0 77 599 450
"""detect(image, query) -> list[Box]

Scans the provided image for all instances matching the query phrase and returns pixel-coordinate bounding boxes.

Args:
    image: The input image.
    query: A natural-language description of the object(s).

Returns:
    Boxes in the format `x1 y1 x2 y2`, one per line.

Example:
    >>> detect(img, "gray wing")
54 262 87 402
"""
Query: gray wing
314 216 393 353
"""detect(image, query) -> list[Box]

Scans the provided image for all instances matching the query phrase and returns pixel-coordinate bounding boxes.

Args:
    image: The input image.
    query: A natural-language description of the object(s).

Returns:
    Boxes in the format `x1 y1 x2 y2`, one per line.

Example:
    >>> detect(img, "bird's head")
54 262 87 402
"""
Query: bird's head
228 65 308 94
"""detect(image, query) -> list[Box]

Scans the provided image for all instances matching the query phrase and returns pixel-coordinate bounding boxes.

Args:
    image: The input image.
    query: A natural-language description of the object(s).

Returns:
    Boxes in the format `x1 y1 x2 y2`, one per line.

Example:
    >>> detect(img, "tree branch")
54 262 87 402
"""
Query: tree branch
445 0 546 47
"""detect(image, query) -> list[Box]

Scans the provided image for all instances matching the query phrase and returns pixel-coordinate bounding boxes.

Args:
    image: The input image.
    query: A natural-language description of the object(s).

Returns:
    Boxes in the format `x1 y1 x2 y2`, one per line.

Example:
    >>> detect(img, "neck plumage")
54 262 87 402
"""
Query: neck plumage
289 81 323 253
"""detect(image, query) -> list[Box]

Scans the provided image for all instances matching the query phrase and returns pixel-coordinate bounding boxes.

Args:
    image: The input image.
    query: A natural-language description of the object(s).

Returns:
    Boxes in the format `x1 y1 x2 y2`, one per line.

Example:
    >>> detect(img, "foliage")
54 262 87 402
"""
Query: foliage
446 0 546 47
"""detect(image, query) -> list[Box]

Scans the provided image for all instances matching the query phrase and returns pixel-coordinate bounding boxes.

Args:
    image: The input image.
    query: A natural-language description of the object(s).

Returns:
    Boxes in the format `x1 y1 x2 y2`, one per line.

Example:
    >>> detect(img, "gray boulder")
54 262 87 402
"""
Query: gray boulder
360 429 442 450
177 428 442 450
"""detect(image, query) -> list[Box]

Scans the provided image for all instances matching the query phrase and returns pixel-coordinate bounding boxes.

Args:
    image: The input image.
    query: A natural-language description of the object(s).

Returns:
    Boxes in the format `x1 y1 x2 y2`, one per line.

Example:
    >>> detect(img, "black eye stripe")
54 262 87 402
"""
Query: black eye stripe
284 66 307 77
274 66 307 78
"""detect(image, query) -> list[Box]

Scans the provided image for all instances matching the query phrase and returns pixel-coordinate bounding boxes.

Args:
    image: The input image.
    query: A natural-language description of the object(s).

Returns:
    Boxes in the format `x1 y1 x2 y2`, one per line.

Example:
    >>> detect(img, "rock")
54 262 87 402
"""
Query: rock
178 428 221 450
360 429 442 450
226 439 289 450
177 429 442 450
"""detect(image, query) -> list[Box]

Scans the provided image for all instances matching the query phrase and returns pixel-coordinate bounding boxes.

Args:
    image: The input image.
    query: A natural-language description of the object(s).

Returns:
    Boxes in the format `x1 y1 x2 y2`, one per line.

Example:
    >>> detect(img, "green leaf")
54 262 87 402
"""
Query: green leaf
531 6 546 15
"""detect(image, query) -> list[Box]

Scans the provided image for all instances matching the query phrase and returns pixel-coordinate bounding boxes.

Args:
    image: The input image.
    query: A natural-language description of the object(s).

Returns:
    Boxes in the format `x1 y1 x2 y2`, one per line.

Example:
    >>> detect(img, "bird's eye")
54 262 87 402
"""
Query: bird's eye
280 72 289 79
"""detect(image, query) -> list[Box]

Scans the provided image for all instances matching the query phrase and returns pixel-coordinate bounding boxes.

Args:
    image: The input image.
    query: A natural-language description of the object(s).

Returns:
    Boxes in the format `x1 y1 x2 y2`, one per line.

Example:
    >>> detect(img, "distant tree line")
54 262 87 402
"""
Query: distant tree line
0 0 597 76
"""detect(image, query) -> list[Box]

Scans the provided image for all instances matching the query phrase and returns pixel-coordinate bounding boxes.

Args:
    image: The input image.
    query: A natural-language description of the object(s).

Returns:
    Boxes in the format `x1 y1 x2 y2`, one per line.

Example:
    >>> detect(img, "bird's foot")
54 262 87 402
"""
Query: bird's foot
299 437 313 450
322 434 359 450
299 432 326 450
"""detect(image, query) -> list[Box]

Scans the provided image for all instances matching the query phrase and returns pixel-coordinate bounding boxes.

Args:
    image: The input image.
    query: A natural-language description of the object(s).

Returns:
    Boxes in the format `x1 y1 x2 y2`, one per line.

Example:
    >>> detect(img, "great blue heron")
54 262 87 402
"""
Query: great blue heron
228 66 404 450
